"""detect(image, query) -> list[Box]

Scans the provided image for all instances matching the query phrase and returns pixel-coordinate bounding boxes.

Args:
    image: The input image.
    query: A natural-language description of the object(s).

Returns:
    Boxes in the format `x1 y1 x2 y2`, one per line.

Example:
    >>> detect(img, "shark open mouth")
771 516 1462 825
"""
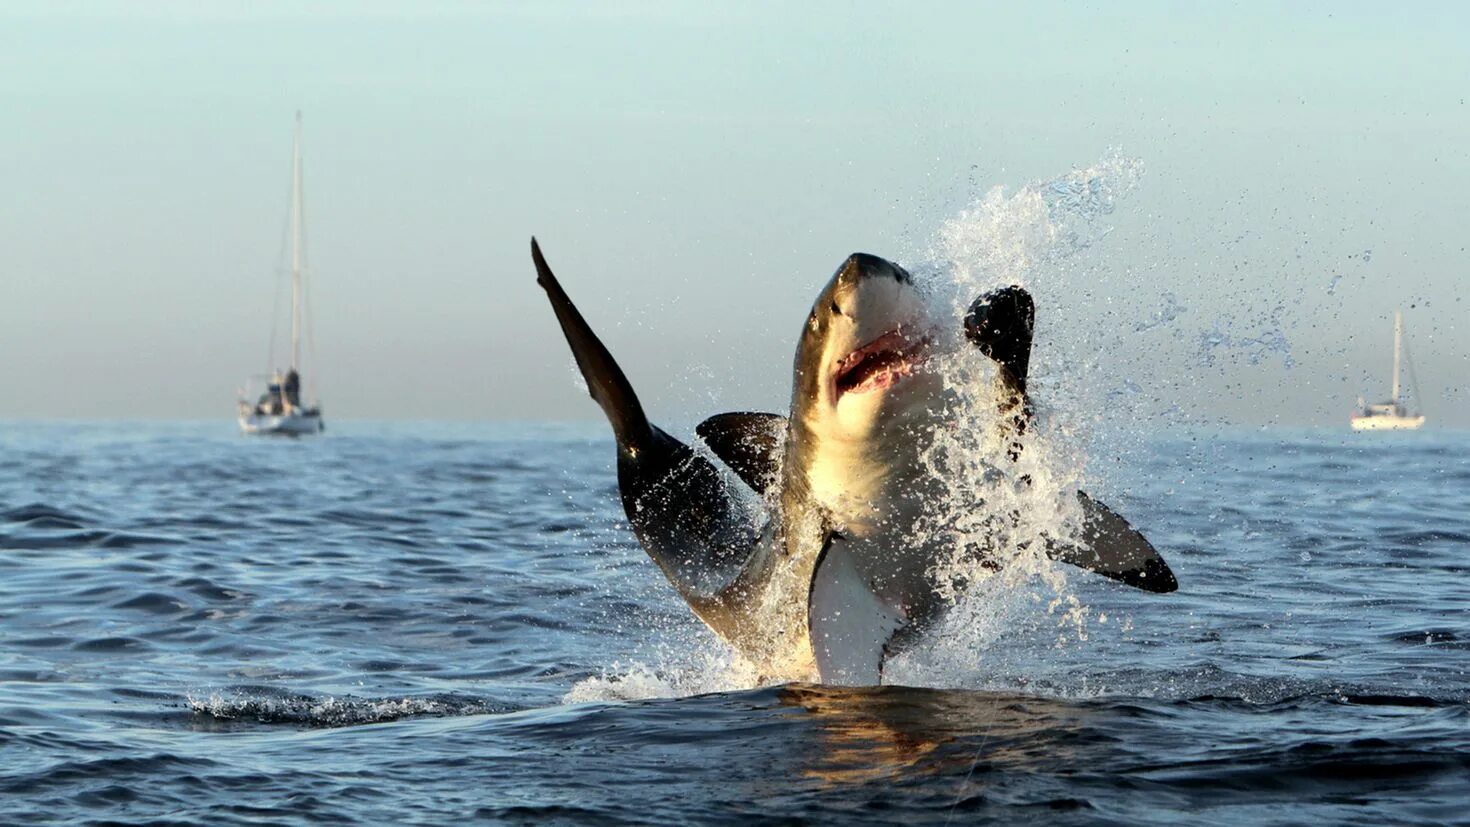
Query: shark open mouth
834 329 929 397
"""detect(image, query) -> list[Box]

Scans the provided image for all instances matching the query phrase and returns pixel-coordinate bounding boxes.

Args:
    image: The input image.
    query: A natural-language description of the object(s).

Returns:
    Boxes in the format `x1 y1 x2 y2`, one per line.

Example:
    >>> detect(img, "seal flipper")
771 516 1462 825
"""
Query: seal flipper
808 534 908 686
532 239 761 613
696 412 787 496
1048 491 1178 593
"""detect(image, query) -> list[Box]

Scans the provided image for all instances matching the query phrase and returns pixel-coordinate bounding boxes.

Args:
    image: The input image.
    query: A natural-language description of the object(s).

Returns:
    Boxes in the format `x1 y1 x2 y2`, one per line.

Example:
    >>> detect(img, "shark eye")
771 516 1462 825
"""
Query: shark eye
830 300 842 317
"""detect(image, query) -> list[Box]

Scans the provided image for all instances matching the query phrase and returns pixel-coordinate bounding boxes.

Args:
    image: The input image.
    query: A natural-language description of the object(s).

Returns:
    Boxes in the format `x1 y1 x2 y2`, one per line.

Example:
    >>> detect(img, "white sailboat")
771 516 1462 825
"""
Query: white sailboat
239 113 325 436
1350 309 1424 431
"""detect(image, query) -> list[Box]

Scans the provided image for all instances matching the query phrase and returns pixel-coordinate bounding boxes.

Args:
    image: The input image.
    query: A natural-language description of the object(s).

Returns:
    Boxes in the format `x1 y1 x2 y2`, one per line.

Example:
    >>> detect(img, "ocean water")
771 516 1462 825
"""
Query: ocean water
0 420 1466 825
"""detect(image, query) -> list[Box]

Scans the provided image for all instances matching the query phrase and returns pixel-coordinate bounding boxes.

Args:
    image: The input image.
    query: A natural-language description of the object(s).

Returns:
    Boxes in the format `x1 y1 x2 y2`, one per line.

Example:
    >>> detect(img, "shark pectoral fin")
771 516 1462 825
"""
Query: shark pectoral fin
695 412 788 496
807 534 908 686
1046 490 1178 593
965 285 1035 396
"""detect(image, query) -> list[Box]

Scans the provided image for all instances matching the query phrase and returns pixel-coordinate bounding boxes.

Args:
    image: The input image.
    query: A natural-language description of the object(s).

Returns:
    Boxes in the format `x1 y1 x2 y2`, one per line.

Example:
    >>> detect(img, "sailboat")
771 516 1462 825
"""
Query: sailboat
1350 309 1424 431
238 113 325 436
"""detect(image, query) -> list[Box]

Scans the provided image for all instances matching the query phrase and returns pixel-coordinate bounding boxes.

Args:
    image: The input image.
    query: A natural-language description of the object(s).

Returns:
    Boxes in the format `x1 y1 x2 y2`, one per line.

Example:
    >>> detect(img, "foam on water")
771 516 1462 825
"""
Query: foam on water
186 689 507 727
564 652 758 704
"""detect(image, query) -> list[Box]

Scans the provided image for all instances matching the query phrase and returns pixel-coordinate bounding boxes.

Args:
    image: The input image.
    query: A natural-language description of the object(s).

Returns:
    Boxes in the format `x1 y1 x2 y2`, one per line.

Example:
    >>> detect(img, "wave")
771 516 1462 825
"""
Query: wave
186 688 513 728
0 503 92 525
0 529 183 550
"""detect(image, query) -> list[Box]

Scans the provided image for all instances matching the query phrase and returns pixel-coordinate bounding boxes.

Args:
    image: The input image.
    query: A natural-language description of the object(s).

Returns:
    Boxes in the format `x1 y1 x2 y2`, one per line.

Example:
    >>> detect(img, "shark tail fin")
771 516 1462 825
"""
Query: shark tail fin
532 238 652 453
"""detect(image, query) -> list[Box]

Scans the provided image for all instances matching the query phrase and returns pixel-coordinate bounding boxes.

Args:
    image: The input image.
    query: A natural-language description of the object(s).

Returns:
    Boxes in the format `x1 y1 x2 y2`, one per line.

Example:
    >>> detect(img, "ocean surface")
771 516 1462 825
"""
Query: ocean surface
1 420 1466 825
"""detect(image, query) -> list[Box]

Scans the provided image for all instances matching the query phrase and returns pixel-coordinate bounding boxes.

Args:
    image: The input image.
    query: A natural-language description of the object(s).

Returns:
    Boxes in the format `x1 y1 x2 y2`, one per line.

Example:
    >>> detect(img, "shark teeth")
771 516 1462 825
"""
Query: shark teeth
834 328 929 397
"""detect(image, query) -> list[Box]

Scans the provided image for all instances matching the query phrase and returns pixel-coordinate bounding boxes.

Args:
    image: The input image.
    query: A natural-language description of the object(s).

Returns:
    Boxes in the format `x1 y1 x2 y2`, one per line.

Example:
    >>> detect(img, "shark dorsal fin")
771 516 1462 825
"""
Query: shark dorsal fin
695 412 787 496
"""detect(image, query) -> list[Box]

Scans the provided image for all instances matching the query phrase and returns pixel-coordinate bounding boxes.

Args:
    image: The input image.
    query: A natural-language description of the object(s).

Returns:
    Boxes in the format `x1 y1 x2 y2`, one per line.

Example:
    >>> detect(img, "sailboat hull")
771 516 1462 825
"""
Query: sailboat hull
239 411 324 436
1349 414 1424 432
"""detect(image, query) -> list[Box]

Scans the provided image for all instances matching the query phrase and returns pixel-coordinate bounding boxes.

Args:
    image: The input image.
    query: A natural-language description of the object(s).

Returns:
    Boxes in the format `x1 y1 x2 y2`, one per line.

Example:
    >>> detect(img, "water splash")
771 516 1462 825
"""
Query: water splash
893 153 1157 686
931 150 1144 294
1195 302 1296 368
1135 292 1188 333
564 651 760 704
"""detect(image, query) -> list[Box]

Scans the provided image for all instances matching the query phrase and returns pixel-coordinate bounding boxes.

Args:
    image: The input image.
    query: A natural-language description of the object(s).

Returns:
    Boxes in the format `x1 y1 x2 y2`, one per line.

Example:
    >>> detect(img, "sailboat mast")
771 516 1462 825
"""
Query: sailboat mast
292 110 307 371
1391 309 1402 405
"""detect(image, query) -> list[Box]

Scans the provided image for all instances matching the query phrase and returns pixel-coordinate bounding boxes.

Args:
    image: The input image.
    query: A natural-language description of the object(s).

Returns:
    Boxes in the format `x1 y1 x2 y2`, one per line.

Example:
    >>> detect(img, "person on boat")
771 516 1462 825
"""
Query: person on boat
283 369 301 410
253 391 279 416
256 373 286 415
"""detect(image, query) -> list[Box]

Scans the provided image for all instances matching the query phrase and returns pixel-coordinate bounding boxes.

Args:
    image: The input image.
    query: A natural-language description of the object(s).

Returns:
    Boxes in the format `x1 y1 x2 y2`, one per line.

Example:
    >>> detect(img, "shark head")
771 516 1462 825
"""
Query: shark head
792 253 941 445
787 253 946 526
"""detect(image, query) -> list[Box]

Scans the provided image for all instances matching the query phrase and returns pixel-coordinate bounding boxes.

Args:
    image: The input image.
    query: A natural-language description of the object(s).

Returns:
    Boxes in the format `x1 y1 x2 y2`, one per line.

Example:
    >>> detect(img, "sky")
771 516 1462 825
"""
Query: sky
2 1 1468 426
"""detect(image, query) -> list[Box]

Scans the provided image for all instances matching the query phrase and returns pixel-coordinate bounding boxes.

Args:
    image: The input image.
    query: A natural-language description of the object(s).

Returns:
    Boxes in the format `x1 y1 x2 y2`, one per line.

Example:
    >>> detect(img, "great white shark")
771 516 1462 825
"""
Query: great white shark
532 239 1175 685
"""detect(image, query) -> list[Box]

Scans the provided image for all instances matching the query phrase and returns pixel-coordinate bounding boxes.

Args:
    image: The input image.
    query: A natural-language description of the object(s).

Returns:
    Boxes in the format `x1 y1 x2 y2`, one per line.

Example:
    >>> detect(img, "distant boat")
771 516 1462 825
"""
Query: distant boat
239 113 324 437
1350 309 1424 431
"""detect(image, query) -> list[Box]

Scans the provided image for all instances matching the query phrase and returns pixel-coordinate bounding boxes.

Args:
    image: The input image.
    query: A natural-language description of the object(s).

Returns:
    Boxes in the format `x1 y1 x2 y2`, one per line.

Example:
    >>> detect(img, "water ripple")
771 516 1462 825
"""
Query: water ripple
0 422 1466 824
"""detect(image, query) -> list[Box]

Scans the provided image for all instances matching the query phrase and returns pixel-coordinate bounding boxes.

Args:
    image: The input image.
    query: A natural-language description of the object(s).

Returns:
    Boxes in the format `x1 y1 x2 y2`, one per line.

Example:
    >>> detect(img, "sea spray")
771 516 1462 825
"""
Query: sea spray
881 153 1152 686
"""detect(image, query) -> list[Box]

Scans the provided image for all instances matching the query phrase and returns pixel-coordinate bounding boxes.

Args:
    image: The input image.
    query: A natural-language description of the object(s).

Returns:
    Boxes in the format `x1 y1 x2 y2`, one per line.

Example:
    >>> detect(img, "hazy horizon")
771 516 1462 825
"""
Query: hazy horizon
4 2 1467 427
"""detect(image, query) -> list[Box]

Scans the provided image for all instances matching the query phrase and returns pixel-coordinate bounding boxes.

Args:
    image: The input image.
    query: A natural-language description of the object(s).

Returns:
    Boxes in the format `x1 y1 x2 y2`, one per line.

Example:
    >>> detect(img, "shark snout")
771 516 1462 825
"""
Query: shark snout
827 256 920 322
838 253 913 287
